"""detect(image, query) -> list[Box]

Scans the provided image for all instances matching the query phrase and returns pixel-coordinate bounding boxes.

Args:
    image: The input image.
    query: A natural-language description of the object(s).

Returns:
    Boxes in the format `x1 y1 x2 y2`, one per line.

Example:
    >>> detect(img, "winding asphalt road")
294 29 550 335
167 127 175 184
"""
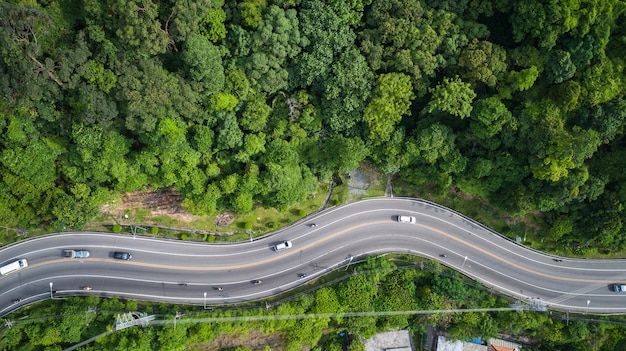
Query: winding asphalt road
1 197 625 317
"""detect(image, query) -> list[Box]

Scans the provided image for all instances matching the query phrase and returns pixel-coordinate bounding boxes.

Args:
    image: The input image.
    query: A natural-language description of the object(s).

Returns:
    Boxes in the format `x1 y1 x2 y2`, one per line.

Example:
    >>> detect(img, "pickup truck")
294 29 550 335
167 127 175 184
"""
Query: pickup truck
64 249 90 258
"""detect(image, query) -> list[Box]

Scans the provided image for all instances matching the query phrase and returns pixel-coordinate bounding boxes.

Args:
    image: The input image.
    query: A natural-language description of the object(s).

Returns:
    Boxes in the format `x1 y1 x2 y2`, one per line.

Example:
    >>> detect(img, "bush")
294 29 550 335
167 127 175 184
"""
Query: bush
244 221 253 229
150 226 159 235
112 224 122 233
298 208 306 216
207 235 215 242
180 234 188 240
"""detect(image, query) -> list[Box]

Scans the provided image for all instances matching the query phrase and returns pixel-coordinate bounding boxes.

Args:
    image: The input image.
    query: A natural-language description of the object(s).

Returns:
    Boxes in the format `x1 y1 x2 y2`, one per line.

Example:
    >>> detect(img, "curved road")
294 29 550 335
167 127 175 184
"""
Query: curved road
1 197 625 317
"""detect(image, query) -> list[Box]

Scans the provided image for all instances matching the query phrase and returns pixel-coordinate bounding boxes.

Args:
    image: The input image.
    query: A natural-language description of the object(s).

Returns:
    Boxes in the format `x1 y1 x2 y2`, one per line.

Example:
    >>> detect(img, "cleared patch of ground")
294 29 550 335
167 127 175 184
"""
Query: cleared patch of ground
346 162 386 200
189 330 286 351
100 188 199 223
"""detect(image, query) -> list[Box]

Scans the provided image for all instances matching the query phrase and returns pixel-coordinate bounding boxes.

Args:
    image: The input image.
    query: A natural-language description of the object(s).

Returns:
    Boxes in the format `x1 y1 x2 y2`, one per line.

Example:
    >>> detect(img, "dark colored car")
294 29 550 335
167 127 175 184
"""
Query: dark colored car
612 284 626 293
113 251 132 260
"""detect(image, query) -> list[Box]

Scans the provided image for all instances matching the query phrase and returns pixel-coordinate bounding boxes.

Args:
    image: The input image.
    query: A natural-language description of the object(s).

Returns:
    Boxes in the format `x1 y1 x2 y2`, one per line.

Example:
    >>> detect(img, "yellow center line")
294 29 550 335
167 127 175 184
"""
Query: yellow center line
23 221 613 284
419 223 608 284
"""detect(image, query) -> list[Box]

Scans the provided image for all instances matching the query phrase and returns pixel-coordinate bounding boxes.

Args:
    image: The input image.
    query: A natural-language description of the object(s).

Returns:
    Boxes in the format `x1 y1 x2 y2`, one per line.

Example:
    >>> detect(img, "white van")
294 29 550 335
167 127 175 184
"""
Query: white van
274 241 293 251
397 216 416 224
0 259 28 276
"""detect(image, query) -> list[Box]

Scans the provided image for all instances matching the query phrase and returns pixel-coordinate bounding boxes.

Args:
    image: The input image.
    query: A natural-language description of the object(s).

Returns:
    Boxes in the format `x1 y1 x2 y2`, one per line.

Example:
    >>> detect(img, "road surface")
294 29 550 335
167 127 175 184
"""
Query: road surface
1 197 625 316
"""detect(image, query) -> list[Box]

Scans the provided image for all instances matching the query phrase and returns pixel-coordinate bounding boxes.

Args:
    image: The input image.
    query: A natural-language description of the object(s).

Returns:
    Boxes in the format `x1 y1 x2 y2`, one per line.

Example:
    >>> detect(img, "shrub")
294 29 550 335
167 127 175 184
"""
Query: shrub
180 234 188 240
150 226 159 235
298 208 306 216
244 221 253 229
112 224 122 233
207 235 215 242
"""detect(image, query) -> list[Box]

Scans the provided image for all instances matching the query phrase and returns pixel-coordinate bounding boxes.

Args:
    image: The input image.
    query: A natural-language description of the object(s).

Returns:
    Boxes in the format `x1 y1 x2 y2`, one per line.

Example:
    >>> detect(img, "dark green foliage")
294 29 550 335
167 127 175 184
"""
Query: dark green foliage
0 0 625 256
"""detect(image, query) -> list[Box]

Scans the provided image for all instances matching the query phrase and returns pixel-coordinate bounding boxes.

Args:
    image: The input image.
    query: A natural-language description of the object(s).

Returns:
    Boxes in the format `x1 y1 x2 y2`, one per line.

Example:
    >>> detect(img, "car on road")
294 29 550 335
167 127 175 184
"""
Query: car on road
112 251 132 260
612 284 626 293
397 215 416 224
298 273 307 279
64 249 90 258
273 241 292 251
252 280 262 285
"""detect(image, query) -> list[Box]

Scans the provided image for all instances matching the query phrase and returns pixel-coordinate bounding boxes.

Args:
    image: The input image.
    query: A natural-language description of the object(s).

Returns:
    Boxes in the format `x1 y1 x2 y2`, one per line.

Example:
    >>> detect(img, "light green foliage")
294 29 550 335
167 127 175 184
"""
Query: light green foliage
199 0 227 43
581 59 623 106
260 139 316 209
235 133 266 163
238 0 267 29
224 68 251 98
507 66 539 92
240 92 271 132
427 76 476 118
521 101 576 182
209 93 239 112
364 73 414 142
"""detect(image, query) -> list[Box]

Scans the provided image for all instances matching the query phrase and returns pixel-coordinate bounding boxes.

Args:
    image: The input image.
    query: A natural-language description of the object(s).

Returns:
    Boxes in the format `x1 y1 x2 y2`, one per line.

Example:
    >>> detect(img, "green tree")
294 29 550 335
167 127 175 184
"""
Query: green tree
364 73 415 142
240 6 305 94
182 33 225 94
320 48 373 134
458 39 507 87
292 0 356 88
109 0 170 55
238 0 267 29
544 50 576 84
469 97 515 139
427 76 476 118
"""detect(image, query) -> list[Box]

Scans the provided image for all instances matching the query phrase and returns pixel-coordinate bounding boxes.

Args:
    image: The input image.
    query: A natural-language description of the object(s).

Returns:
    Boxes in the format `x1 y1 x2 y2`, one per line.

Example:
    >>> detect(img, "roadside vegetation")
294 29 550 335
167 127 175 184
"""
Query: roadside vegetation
2 0 626 349
1 0 626 255
2 257 625 351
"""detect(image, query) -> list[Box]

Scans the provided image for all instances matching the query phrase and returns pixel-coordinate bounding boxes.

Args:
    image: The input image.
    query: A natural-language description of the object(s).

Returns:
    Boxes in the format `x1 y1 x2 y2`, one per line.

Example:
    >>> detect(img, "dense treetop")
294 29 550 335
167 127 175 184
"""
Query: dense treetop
1 0 626 251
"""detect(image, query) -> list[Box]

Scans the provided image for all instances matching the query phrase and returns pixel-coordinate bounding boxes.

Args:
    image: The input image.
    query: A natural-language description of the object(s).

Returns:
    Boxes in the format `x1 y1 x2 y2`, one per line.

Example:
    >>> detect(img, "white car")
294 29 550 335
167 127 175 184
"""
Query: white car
273 241 293 251
397 216 416 224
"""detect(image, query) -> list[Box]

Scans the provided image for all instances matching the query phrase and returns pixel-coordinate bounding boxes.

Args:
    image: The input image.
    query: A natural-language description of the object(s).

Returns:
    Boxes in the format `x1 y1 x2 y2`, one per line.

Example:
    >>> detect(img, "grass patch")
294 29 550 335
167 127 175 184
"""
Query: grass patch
393 179 550 252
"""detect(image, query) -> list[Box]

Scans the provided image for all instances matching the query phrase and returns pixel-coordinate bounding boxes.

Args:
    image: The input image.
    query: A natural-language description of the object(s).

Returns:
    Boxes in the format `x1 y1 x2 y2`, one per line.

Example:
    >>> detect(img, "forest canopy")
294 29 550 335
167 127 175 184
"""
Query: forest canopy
1 0 626 251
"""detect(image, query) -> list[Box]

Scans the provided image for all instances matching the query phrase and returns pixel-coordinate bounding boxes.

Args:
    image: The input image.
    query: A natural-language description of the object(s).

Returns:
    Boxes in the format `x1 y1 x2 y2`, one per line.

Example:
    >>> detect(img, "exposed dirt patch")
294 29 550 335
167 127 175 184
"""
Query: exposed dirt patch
215 212 236 227
100 188 199 223
190 330 286 351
